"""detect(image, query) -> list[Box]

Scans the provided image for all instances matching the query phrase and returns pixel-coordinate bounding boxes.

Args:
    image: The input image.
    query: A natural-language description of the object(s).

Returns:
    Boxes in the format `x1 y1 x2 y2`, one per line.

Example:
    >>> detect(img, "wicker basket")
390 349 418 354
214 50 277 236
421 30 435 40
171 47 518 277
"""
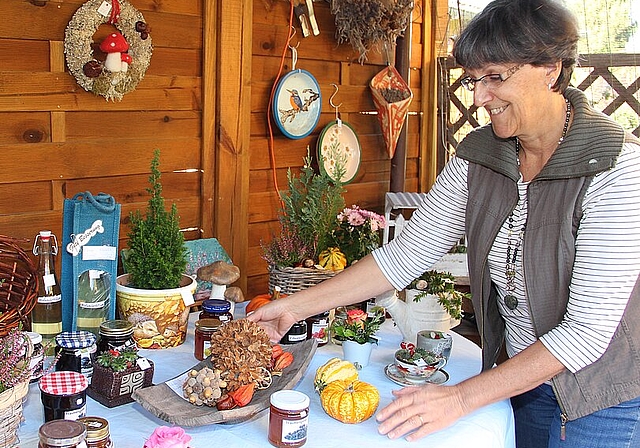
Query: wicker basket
0 236 39 337
268 266 337 295
0 381 29 448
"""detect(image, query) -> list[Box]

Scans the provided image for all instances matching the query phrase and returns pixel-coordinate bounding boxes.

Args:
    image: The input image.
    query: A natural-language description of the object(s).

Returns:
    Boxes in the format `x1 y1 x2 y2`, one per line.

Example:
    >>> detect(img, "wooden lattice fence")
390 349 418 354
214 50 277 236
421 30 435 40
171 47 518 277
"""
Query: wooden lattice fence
438 54 640 162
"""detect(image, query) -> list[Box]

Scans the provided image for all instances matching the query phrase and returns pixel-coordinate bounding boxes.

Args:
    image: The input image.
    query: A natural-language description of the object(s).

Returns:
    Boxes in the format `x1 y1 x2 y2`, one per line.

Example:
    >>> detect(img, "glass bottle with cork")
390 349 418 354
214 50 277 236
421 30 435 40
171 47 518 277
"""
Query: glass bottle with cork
31 230 63 353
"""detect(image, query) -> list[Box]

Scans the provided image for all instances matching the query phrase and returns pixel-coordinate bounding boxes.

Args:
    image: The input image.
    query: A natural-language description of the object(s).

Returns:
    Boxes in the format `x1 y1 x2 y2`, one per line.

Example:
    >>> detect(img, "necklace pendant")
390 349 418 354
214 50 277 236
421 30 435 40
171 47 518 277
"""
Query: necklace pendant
504 294 518 310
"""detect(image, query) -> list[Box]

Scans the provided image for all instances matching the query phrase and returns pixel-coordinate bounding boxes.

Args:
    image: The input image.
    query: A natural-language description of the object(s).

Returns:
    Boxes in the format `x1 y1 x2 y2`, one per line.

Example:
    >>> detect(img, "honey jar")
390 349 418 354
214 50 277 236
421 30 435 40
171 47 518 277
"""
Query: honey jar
78 416 112 448
268 390 310 447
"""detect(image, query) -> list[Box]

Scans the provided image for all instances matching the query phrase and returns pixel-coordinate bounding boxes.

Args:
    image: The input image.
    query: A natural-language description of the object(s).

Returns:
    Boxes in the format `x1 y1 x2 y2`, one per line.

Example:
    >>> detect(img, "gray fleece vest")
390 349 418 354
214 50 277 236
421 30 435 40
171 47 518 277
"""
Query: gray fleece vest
456 87 640 420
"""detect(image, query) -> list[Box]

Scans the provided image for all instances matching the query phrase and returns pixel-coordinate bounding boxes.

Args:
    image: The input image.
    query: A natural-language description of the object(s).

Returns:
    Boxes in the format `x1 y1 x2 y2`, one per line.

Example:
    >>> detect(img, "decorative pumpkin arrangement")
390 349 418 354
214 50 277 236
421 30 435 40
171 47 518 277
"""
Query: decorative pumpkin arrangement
320 379 380 424
314 357 379 424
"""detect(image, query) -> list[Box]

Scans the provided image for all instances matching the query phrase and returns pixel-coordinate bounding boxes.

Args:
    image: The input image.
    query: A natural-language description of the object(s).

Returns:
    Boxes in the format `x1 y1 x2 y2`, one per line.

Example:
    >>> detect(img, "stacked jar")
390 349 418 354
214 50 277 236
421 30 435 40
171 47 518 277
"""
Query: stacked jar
199 298 233 323
194 318 222 361
96 319 136 355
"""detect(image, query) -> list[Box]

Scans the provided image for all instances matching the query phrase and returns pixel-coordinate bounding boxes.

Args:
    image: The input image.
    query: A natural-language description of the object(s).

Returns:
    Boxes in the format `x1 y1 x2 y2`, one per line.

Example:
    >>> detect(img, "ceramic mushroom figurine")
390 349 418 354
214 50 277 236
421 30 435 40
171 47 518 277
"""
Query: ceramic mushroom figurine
196 261 245 312
99 32 130 72
120 53 132 73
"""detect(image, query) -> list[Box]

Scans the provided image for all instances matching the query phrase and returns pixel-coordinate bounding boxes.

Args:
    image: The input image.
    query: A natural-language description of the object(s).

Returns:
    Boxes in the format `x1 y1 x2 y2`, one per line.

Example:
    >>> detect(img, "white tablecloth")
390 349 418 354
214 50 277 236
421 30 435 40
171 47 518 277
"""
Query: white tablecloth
17 309 515 448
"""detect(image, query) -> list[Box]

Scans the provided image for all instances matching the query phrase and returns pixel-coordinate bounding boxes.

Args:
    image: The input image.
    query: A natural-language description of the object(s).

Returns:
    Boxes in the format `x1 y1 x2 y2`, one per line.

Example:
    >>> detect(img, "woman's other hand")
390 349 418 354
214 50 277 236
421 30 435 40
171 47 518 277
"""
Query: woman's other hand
376 384 466 441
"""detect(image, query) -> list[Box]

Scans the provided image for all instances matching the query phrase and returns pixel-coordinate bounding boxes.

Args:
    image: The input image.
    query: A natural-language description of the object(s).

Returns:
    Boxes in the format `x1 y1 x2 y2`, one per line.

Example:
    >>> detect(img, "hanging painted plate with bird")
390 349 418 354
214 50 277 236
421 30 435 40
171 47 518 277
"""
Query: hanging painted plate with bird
317 120 361 184
272 69 322 139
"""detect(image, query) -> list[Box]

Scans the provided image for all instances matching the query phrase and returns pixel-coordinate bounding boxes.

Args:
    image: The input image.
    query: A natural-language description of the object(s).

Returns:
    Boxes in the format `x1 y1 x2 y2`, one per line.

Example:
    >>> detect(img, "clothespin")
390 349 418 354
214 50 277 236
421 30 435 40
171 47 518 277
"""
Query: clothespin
306 0 320 36
293 0 311 37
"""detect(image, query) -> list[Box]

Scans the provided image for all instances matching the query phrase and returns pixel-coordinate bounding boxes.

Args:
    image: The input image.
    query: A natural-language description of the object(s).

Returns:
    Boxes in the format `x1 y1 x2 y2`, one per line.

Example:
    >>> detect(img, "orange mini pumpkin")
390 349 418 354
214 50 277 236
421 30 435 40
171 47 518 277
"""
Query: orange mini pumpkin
320 379 380 424
245 287 286 314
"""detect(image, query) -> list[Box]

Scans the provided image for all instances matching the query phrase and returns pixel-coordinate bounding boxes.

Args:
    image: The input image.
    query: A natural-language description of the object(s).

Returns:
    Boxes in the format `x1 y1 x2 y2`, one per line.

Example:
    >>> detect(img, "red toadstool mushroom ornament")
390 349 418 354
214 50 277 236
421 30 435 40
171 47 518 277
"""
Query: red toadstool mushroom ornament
63 0 152 101
100 32 130 73
120 53 132 73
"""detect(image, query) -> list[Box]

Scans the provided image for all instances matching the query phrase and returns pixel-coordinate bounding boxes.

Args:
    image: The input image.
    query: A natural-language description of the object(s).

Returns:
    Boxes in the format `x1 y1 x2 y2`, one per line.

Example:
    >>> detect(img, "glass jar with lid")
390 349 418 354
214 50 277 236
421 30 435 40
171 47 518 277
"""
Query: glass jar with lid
78 416 112 448
27 331 45 383
305 311 330 346
39 419 87 448
199 298 233 323
55 330 97 379
280 320 307 345
268 390 310 447
97 319 136 355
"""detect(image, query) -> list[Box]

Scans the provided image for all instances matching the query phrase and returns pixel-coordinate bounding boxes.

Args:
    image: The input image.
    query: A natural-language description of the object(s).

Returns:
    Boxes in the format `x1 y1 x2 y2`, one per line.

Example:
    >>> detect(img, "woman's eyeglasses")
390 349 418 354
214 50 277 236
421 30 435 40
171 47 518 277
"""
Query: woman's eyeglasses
460 65 522 91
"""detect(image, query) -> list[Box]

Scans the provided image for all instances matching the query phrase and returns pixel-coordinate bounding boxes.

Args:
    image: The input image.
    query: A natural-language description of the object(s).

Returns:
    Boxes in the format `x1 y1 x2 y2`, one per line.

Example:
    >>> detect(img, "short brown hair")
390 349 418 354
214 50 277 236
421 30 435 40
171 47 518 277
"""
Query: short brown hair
452 0 579 92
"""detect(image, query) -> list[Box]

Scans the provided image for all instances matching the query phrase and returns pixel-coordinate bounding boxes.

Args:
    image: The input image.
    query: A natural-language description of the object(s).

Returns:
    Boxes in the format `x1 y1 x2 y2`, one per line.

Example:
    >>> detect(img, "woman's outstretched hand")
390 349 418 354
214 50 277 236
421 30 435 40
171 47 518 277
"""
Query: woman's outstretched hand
245 298 299 343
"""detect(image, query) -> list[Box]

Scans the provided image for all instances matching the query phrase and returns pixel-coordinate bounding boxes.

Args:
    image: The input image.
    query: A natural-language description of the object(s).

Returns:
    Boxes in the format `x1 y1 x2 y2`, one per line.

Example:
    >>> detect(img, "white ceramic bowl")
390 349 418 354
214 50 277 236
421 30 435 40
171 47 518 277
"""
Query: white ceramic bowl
394 348 445 380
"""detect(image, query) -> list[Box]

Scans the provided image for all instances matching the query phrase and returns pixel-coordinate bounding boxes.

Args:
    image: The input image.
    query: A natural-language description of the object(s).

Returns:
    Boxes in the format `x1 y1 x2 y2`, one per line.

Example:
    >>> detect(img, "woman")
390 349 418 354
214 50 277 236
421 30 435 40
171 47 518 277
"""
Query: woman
248 1 640 446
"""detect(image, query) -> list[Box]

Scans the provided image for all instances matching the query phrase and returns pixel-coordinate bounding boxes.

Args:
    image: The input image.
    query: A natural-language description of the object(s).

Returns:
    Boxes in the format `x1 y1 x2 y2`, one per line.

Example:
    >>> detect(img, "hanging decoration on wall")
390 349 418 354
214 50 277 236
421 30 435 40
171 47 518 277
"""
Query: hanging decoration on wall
369 64 413 159
317 84 361 184
329 0 413 63
271 40 322 139
64 0 152 101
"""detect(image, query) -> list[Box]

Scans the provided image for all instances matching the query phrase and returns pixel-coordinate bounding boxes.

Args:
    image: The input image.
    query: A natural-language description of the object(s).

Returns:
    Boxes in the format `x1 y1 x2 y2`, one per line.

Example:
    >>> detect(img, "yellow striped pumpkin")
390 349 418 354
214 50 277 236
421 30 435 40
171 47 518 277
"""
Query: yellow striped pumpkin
318 247 347 271
313 357 359 393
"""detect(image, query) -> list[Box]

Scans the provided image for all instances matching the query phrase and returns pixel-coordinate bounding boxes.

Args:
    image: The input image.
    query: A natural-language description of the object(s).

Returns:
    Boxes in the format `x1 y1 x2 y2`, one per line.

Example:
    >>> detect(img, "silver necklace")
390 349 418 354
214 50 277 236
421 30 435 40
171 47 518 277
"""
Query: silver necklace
504 98 571 311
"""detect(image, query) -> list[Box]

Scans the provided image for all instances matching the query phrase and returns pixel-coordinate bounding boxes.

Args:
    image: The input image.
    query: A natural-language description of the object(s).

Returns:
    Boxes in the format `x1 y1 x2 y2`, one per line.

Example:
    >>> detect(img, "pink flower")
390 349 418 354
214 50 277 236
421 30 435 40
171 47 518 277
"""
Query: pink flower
144 426 191 448
346 309 367 325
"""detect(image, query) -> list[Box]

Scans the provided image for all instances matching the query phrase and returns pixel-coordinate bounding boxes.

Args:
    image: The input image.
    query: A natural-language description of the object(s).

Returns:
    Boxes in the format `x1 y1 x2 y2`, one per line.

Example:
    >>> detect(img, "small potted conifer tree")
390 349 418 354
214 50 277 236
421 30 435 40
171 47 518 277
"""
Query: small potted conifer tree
116 150 195 349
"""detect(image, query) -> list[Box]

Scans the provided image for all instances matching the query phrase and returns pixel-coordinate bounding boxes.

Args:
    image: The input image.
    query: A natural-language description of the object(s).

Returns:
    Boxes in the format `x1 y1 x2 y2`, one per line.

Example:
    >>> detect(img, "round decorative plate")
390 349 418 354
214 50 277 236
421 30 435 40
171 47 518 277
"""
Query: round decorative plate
384 363 449 387
272 69 322 139
317 120 362 184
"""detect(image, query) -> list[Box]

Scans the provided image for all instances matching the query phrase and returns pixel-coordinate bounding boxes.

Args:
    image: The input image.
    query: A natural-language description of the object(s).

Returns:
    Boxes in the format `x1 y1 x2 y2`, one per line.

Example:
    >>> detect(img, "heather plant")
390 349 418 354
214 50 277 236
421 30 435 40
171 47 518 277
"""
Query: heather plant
0 328 33 393
261 224 315 268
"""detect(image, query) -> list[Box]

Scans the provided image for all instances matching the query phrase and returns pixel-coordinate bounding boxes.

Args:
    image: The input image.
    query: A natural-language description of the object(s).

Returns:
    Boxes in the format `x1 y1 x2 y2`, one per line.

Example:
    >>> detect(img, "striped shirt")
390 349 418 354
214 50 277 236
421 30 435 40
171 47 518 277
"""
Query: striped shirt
373 142 640 373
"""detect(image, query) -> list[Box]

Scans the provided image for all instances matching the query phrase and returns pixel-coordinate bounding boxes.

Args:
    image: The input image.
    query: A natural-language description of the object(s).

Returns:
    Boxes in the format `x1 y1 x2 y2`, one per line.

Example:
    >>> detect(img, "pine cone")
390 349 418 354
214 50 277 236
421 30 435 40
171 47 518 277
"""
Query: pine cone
209 319 272 392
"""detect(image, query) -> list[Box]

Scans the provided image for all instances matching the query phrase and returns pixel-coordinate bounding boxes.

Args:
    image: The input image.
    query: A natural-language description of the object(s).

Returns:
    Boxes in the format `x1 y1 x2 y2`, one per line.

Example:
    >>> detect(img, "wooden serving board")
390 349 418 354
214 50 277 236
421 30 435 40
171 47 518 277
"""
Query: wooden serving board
132 339 318 427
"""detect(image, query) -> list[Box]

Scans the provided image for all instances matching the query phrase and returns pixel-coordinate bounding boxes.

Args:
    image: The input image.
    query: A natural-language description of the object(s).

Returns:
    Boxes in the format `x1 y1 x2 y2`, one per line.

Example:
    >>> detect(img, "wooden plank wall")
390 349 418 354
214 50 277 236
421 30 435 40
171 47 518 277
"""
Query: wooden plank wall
0 1 204 262
0 0 443 301
246 0 426 297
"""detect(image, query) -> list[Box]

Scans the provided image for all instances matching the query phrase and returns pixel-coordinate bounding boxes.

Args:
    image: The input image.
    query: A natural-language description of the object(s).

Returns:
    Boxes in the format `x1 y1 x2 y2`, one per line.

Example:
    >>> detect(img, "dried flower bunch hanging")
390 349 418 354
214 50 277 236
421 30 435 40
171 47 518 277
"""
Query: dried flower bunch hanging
330 0 414 63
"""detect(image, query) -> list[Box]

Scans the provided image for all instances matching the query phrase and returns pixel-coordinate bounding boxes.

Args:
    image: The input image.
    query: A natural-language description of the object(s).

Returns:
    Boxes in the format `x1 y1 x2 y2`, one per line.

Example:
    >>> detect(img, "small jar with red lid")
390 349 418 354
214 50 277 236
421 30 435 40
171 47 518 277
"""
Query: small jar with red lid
199 298 233 323
39 370 89 422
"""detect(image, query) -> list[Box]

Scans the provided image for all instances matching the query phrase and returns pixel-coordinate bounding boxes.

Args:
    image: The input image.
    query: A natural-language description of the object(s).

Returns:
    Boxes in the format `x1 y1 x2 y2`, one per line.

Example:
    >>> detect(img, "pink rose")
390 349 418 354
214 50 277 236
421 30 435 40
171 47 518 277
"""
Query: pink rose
346 309 367 325
144 426 191 448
